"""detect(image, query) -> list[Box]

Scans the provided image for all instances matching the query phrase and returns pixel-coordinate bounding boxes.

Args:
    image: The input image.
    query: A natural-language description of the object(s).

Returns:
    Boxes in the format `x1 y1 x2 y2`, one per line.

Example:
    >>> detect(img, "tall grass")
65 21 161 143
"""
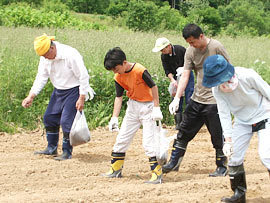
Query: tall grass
0 26 270 133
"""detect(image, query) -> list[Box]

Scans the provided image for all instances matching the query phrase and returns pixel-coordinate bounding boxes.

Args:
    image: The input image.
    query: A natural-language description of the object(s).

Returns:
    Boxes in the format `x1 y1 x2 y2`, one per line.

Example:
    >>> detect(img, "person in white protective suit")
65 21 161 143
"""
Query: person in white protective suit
203 54 270 203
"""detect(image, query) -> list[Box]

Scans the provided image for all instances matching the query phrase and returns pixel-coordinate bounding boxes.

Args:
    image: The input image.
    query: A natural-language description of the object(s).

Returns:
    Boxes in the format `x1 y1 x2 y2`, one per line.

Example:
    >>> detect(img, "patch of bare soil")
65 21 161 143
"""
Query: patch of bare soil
0 125 269 203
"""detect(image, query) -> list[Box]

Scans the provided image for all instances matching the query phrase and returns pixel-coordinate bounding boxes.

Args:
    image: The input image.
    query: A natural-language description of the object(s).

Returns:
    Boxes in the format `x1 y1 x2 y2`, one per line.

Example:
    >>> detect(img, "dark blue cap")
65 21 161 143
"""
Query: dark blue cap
203 55 235 88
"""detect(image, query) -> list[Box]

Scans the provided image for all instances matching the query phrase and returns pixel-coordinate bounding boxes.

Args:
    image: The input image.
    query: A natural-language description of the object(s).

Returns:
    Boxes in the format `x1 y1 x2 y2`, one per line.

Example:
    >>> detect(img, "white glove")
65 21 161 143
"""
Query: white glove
169 97 180 115
109 117 119 132
151 107 163 121
85 87 96 101
223 141 233 157
88 87 96 100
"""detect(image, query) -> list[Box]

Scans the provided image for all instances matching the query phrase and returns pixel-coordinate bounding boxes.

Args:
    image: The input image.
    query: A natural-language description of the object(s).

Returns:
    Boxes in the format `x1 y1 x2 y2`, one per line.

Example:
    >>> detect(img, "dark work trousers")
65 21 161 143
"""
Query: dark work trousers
43 86 79 133
176 71 195 113
177 99 224 150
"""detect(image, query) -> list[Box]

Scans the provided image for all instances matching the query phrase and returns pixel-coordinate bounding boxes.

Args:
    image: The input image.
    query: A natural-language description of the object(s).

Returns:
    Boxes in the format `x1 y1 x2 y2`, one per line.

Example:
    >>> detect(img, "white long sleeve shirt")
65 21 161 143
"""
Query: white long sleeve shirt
30 41 92 99
212 67 270 138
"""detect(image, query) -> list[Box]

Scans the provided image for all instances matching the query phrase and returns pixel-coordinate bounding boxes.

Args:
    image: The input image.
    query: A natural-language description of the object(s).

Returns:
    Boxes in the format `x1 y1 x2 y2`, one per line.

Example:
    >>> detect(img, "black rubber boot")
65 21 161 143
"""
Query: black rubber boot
55 132 73 161
162 139 187 173
34 126 59 155
221 164 247 203
174 113 182 130
209 149 228 177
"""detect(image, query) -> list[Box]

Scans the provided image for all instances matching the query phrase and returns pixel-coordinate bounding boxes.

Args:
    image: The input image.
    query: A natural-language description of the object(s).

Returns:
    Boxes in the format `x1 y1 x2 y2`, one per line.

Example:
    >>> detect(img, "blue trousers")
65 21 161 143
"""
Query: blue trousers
43 86 79 133
176 71 194 113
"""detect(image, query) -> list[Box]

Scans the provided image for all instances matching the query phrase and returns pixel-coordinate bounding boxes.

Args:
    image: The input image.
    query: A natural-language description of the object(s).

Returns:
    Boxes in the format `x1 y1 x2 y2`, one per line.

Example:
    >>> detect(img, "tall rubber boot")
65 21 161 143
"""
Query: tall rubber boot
221 164 247 203
103 152 125 178
54 132 73 161
34 126 59 155
162 139 187 173
174 113 182 130
145 157 163 184
209 149 228 177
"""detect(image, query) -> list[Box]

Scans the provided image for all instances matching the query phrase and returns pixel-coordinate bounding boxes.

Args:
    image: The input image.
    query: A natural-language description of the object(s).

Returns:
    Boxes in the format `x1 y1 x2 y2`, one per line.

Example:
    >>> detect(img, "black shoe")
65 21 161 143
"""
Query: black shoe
54 151 72 161
221 188 246 203
175 123 181 130
209 166 227 177
34 147 57 155
162 157 182 173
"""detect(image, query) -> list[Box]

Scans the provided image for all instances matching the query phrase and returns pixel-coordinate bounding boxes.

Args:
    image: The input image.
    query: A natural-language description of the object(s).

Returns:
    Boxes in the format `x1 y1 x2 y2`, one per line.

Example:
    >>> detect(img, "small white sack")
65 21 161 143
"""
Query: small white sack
70 110 91 146
168 67 185 97
154 121 175 165
168 82 177 96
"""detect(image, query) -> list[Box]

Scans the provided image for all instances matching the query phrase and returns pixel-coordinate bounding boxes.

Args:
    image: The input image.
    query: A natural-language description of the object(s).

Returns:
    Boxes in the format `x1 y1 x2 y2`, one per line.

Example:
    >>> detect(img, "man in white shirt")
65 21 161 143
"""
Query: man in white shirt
22 34 94 161
203 54 270 203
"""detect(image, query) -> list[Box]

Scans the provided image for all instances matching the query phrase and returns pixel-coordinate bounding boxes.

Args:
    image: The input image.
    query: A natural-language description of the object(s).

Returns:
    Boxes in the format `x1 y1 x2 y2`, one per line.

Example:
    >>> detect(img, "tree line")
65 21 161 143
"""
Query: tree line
1 0 270 36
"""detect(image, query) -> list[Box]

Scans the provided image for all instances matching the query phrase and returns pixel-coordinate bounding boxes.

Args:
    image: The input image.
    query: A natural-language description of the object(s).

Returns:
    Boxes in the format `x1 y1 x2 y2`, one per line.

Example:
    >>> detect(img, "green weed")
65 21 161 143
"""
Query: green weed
0 27 270 133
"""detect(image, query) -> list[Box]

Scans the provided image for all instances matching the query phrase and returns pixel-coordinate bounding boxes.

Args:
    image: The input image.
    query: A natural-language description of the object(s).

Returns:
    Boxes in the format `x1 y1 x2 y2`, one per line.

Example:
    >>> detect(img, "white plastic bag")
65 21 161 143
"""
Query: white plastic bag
168 67 185 97
70 110 91 146
154 121 175 165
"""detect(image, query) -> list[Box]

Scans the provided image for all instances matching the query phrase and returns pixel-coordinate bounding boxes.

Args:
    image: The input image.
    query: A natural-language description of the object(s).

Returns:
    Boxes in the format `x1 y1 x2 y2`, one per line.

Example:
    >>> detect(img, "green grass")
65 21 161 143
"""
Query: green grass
0 26 270 133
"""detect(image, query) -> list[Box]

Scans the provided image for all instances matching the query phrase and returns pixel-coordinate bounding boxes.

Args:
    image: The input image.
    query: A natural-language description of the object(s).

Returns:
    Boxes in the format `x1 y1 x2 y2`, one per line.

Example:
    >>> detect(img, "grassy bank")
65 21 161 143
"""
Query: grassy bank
0 26 269 133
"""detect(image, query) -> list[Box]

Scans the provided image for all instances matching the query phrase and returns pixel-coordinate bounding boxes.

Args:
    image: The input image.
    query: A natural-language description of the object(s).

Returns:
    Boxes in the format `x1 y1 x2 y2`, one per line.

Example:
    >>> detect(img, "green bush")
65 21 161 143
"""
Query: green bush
63 0 109 14
41 0 69 13
187 7 222 36
155 3 187 32
0 0 40 6
252 60 270 84
0 3 106 30
126 0 159 32
219 0 270 36
106 0 129 18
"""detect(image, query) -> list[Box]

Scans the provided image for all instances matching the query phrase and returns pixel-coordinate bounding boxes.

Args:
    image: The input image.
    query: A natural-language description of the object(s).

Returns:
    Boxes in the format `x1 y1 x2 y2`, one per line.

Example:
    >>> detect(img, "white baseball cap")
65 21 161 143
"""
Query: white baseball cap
152 37 170 52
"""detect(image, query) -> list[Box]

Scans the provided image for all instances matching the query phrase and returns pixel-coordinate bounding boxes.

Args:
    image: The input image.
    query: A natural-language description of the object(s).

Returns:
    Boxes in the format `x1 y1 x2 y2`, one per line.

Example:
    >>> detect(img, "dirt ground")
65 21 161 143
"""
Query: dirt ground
0 125 269 203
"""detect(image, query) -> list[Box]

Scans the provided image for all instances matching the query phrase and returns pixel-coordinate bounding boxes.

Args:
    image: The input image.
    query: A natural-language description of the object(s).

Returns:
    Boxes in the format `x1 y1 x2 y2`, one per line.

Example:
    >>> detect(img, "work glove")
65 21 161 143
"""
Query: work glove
223 141 233 158
88 87 96 100
85 87 96 101
169 97 180 115
151 107 163 121
109 117 119 132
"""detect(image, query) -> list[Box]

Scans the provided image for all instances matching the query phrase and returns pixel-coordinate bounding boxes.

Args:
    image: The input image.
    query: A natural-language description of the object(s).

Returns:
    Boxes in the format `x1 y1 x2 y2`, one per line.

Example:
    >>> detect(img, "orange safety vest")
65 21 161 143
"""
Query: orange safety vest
114 63 153 102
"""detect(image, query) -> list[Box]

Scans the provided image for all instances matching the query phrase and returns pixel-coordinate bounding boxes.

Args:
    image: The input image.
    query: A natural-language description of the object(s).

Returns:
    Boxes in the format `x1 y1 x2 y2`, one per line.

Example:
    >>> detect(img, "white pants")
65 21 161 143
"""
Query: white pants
113 99 156 157
229 119 270 170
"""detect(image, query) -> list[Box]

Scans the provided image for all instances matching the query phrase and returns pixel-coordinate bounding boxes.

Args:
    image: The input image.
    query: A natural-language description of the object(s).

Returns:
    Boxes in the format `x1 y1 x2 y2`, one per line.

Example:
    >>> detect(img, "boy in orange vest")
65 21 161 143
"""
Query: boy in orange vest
102 47 163 184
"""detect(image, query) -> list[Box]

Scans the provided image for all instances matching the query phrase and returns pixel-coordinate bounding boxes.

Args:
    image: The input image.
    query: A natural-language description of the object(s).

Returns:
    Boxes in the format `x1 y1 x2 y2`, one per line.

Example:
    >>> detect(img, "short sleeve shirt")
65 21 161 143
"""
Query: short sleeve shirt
184 39 230 104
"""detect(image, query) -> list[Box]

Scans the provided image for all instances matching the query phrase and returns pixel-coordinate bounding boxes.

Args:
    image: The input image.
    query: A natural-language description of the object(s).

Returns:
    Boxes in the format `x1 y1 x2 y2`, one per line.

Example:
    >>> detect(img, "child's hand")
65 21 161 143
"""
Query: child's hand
151 107 163 120
109 117 119 132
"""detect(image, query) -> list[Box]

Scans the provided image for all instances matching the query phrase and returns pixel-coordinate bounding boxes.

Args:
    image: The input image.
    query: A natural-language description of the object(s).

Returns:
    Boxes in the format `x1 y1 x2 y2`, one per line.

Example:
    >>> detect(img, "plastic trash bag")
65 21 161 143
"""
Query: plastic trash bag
70 110 91 146
168 67 185 97
154 121 176 165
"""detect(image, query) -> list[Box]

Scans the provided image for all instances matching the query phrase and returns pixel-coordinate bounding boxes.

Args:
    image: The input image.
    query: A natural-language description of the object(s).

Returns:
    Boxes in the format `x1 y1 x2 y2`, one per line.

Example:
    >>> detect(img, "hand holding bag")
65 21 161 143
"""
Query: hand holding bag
154 121 175 165
70 110 91 146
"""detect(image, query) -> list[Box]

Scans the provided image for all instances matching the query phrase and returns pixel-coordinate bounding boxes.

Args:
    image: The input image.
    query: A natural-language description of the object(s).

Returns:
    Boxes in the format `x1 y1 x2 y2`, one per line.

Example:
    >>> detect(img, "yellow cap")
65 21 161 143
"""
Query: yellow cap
34 34 55 56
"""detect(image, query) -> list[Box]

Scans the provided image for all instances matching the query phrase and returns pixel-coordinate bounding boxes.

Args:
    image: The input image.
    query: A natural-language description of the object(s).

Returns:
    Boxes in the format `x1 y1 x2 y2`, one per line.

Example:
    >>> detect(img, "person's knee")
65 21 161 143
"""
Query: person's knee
43 114 56 127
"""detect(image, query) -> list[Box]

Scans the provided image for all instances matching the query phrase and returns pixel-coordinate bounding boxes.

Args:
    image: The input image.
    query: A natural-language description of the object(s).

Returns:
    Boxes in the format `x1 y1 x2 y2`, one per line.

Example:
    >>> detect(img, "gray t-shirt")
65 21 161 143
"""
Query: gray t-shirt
184 39 230 104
